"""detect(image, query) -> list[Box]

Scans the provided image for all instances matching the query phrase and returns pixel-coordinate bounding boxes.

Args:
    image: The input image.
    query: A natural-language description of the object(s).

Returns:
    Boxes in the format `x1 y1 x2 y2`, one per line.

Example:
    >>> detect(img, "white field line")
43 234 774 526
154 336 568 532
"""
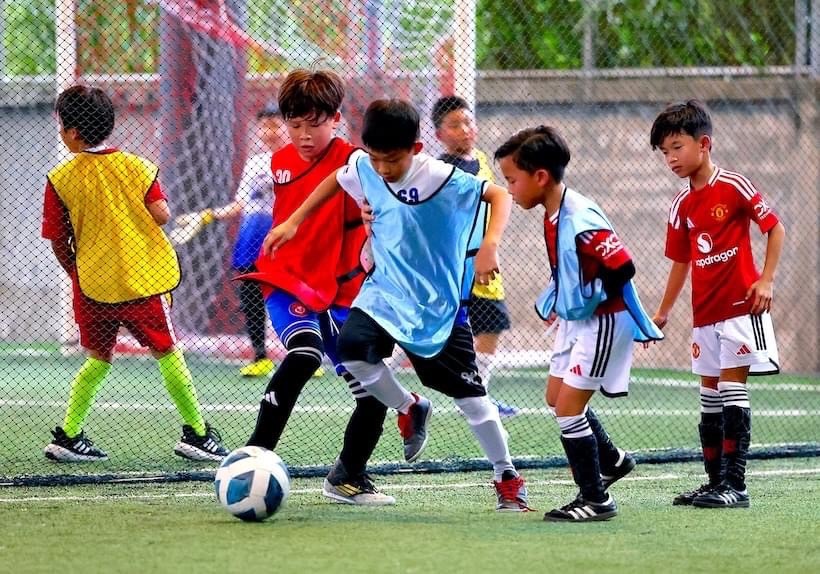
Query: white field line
0 467 818 504
1 398 818 418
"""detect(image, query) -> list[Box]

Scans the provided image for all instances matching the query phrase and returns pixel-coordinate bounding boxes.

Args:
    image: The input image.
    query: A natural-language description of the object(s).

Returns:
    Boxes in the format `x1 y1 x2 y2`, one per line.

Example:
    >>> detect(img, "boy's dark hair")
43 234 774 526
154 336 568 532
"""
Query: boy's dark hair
650 99 713 150
494 126 571 183
431 95 469 128
278 69 344 122
55 85 115 147
257 101 280 120
362 99 420 152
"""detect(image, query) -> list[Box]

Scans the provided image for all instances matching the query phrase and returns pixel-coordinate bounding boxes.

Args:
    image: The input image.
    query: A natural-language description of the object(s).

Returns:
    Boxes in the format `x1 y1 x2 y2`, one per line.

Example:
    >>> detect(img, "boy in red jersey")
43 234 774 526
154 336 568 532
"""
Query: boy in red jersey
496 126 662 521
42 85 227 462
650 100 785 508
239 69 396 505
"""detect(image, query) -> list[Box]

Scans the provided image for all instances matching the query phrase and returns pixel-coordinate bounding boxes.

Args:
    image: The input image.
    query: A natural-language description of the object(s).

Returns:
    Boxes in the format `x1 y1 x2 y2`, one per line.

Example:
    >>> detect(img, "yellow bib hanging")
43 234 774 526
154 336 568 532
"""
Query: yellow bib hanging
48 151 181 303
472 150 505 301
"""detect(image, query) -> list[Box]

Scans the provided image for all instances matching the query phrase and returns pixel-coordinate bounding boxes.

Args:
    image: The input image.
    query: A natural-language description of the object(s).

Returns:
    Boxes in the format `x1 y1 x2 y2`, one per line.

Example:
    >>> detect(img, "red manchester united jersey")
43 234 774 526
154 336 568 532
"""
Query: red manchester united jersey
543 210 632 315
664 167 780 327
239 138 366 311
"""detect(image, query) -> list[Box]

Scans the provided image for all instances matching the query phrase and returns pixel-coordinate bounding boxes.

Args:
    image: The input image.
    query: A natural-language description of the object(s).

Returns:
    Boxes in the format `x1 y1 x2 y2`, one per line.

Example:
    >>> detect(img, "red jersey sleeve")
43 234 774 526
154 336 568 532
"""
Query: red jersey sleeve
577 229 632 269
743 188 780 234
144 180 167 204
41 180 71 240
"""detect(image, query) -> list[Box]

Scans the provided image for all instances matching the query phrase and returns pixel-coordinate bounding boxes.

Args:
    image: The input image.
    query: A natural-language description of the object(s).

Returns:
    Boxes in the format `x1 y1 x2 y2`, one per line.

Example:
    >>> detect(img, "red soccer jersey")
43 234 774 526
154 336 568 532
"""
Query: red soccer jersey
240 138 366 311
543 211 631 315
664 167 780 327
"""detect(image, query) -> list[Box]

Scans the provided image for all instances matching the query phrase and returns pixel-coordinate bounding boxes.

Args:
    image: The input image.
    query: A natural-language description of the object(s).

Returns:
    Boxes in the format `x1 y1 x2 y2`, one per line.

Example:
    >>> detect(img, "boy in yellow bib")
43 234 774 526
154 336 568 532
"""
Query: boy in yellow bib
41 85 227 462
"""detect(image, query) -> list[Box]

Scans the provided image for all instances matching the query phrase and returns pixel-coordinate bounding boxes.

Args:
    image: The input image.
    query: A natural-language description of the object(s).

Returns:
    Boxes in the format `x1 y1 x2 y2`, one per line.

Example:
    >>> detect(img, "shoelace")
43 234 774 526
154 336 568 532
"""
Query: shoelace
206 425 223 442
495 476 523 500
355 474 378 493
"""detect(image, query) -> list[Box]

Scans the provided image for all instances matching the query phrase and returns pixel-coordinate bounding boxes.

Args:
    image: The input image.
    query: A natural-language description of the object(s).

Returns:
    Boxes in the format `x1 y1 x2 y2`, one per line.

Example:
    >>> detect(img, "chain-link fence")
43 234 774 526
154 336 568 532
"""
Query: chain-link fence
1 0 817 485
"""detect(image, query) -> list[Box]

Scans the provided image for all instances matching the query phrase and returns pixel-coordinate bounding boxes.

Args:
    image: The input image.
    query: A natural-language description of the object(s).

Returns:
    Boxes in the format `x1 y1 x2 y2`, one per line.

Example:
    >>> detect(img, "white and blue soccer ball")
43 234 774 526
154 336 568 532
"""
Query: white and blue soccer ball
214 446 290 521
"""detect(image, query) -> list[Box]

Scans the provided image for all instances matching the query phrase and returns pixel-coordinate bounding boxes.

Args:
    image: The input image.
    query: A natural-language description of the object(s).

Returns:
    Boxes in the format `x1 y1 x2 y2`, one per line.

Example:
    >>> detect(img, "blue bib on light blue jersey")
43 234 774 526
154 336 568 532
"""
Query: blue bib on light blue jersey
353 154 485 357
535 187 663 343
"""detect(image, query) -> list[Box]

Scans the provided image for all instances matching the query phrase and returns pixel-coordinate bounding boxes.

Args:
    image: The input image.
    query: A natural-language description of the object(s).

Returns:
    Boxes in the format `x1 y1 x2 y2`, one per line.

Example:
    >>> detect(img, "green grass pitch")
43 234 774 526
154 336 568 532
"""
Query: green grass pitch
1 458 818 573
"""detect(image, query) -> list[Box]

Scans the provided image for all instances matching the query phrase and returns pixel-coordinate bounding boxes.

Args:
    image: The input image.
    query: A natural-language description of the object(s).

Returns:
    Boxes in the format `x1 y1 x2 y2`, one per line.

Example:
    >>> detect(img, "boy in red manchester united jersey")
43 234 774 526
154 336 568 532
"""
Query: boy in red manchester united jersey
238 69 398 505
650 100 786 508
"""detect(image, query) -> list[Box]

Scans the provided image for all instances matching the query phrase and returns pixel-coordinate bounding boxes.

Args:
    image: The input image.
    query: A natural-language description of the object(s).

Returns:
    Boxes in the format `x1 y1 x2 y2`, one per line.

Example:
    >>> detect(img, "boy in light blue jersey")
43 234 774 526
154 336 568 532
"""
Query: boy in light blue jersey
265 99 530 512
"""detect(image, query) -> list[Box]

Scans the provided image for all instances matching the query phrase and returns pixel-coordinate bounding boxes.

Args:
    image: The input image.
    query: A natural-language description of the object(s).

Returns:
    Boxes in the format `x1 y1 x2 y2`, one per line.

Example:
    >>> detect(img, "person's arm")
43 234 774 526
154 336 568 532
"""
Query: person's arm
50 236 75 275
746 221 785 314
42 181 75 274
652 261 690 329
474 182 512 285
210 201 244 221
144 180 171 226
261 169 343 255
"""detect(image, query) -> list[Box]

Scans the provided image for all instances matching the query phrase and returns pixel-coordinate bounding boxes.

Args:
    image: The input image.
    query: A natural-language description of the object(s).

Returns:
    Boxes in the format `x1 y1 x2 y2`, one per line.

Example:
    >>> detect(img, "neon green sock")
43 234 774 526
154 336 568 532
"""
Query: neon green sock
157 349 206 436
63 357 112 437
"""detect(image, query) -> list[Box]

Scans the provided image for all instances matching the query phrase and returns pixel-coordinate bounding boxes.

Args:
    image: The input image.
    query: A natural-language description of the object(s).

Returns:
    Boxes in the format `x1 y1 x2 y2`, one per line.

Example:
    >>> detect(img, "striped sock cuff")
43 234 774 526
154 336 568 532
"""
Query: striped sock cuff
557 414 593 439
718 381 750 409
700 387 723 413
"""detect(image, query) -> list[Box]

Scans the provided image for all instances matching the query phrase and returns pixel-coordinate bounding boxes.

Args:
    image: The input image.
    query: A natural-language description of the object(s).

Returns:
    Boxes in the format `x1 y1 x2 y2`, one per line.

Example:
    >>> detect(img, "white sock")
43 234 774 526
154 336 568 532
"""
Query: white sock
476 352 494 389
456 396 514 480
343 359 415 413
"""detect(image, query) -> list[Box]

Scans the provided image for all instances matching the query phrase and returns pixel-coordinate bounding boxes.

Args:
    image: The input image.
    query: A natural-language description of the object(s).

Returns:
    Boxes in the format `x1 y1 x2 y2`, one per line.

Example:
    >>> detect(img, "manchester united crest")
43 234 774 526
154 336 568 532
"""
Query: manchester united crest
710 203 728 221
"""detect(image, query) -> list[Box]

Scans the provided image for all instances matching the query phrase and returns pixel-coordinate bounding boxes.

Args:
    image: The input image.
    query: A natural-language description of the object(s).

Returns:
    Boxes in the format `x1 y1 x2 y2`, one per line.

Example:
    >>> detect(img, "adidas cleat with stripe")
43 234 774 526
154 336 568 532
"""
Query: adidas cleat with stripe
44 426 108 462
322 476 396 506
174 423 228 462
544 494 618 522
692 483 750 508
673 483 719 506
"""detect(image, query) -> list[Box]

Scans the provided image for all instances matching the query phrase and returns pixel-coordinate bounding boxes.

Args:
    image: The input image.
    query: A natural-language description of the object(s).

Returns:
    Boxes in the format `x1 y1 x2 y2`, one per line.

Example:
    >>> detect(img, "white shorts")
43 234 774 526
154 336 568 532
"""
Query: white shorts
549 310 635 397
691 312 780 377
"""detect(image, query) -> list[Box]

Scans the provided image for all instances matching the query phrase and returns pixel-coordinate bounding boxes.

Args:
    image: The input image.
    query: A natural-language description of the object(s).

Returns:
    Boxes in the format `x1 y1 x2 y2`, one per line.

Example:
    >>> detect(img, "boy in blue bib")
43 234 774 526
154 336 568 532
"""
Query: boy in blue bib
266 99 530 512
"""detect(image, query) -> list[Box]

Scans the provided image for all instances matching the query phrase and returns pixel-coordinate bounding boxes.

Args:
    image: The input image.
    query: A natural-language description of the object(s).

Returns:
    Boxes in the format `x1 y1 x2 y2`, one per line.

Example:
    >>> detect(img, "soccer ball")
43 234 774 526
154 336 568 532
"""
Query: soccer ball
214 446 290 521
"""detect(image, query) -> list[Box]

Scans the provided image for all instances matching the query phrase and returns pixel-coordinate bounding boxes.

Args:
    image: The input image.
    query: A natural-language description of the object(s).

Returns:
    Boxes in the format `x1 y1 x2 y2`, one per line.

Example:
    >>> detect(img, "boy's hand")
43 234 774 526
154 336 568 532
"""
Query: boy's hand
361 200 374 236
651 312 668 330
474 240 499 285
643 312 667 349
746 277 773 314
262 220 298 256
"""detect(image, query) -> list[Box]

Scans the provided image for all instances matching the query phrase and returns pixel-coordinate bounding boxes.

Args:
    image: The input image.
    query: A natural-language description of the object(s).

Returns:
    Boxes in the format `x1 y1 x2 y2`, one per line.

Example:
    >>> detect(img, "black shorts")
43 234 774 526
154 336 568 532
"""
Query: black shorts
338 308 486 400
469 295 511 335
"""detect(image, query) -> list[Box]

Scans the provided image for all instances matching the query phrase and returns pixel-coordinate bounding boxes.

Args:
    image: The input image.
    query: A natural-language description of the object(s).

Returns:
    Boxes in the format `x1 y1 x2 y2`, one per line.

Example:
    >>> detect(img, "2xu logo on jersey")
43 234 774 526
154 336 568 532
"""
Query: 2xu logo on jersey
695 232 738 268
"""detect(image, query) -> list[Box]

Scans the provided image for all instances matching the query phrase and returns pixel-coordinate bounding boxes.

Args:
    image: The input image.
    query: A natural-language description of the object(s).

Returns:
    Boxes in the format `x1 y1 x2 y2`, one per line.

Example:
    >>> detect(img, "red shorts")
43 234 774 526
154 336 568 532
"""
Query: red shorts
72 275 176 356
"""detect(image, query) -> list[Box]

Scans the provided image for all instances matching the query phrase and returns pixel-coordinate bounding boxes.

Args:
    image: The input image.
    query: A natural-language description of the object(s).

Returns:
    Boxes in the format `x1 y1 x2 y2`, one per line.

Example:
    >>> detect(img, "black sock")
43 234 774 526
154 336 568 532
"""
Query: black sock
338 396 388 477
246 332 323 449
586 407 621 471
561 434 606 503
239 280 267 361
722 406 751 490
699 412 724 485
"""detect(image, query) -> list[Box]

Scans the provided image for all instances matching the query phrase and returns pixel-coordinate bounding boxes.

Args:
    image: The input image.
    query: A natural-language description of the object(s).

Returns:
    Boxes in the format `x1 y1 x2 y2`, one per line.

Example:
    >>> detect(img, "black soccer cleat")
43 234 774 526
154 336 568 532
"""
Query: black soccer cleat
44 426 108 462
544 494 618 522
174 423 228 461
601 449 636 491
673 483 719 506
692 483 750 508
397 393 432 463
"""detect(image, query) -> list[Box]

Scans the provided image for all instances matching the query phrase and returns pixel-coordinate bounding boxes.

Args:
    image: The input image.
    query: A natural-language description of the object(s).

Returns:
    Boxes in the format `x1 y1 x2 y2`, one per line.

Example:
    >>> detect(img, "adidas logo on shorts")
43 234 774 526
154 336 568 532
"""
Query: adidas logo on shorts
736 344 751 356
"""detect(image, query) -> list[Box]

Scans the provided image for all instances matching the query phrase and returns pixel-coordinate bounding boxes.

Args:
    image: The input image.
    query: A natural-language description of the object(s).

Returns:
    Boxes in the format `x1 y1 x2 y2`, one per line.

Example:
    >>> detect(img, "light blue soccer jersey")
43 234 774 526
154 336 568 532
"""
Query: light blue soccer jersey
337 152 487 357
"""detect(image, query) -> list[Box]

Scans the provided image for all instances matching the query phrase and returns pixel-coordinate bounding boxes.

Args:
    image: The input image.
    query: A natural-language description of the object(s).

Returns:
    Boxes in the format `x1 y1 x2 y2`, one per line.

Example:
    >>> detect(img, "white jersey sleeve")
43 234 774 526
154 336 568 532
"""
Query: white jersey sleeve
235 152 274 215
336 149 368 205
